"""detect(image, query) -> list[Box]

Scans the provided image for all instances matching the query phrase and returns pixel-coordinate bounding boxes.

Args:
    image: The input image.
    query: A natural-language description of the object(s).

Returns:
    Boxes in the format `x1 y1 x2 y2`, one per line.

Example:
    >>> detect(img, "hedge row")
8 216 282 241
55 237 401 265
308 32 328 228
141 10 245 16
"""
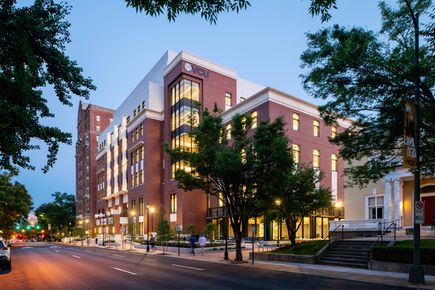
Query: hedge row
372 246 435 265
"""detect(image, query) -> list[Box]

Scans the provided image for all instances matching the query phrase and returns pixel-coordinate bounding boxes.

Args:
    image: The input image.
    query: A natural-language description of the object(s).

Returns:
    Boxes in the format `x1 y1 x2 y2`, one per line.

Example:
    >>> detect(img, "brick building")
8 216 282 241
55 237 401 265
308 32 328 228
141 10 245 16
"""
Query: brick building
79 51 347 243
76 102 113 234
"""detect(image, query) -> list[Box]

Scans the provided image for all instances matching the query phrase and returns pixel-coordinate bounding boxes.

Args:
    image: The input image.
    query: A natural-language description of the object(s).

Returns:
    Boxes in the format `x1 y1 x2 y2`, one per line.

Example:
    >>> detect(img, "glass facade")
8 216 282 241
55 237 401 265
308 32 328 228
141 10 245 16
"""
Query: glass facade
170 79 200 177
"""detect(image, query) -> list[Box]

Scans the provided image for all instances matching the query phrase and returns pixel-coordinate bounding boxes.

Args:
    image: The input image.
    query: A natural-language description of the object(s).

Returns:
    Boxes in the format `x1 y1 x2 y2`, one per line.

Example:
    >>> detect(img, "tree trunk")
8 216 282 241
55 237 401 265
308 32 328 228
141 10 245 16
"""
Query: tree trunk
285 216 298 246
231 221 244 261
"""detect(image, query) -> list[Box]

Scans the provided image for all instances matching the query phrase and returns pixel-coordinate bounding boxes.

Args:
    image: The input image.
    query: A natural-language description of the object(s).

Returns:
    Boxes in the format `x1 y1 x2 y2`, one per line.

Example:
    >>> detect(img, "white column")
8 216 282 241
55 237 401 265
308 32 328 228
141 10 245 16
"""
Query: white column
393 178 403 222
384 179 392 222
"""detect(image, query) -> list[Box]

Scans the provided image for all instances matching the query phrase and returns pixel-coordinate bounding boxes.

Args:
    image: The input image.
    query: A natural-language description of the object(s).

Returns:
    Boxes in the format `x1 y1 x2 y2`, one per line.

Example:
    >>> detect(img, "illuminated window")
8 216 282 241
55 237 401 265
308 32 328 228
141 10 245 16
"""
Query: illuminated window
225 93 232 110
170 79 200 178
218 192 224 207
292 113 300 131
140 124 143 137
241 148 246 164
170 194 177 213
96 126 100 132
96 115 100 122
331 126 337 138
131 199 136 212
225 124 232 140
139 198 144 216
313 149 320 168
313 120 320 137
251 111 258 129
292 144 300 164
331 154 337 171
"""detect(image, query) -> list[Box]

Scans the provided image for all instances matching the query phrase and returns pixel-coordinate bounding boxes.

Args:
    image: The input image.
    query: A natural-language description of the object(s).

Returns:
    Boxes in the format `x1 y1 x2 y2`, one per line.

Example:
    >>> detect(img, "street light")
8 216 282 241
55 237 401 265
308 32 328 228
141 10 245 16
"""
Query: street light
129 210 136 251
146 205 155 252
275 199 282 247
85 219 89 246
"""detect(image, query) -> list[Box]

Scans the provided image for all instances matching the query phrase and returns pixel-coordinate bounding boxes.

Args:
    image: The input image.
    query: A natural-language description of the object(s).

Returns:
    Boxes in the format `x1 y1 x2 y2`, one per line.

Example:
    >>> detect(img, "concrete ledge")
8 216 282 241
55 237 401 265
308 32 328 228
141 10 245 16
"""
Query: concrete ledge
369 260 435 275
250 252 315 264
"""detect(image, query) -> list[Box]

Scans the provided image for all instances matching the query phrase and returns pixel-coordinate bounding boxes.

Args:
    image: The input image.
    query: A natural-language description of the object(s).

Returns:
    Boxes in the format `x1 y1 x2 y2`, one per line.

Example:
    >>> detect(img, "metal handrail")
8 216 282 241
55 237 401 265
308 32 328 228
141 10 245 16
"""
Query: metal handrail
383 216 403 230
367 222 396 262
314 224 344 263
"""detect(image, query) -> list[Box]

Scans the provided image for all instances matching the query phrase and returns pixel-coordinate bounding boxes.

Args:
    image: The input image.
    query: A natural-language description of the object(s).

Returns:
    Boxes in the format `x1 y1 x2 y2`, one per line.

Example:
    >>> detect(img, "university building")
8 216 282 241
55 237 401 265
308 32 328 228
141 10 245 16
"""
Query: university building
76 51 347 242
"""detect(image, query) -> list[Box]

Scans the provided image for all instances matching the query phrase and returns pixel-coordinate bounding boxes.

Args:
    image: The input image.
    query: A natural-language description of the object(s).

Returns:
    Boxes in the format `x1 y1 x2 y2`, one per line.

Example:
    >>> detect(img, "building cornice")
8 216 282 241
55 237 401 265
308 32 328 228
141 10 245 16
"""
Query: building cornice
127 108 163 132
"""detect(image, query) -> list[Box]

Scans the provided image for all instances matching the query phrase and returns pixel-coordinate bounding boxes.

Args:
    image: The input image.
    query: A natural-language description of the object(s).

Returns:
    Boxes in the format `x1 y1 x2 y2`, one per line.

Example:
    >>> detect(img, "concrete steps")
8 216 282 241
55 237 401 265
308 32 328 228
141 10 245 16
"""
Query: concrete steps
319 240 387 269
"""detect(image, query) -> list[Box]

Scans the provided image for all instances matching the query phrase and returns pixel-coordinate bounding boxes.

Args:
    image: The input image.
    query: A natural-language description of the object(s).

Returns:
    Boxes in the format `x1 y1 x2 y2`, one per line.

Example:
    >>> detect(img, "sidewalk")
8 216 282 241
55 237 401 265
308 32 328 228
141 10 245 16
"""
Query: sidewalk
66 242 435 289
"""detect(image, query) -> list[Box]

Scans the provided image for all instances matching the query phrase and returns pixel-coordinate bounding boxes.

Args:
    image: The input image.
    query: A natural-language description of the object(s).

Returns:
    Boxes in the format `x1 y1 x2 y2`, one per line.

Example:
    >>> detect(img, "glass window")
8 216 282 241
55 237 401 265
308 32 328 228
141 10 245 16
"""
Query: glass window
96 115 100 122
139 198 144 216
292 144 300 164
225 93 232 109
331 126 337 138
313 149 320 168
292 113 300 131
331 154 337 171
225 124 232 140
170 194 177 213
313 120 320 137
251 111 258 129
96 126 100 132
218 192 224 207
368 196 384 219
140 124 143 136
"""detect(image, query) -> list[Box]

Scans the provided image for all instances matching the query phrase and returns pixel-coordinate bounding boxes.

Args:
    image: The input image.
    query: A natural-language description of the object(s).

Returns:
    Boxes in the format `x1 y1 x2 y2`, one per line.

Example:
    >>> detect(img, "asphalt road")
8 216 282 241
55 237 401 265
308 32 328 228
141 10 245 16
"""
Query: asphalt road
0 244 408 290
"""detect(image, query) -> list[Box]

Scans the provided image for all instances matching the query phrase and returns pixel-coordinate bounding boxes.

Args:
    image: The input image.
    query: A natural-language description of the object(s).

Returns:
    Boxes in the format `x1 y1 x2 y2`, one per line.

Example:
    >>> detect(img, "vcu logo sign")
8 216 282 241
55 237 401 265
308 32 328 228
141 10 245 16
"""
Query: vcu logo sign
184 62 209 78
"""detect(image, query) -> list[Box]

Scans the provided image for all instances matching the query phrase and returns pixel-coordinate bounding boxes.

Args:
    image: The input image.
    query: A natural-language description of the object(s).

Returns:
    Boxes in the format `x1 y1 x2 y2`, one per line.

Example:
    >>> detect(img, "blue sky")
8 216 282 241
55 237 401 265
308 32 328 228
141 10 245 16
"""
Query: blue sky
15 0 393 207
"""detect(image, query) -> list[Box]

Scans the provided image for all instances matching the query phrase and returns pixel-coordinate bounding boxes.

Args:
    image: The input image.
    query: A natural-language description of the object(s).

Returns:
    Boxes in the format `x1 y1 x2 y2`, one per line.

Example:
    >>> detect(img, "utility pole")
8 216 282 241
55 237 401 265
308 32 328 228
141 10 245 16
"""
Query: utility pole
405 0 424 284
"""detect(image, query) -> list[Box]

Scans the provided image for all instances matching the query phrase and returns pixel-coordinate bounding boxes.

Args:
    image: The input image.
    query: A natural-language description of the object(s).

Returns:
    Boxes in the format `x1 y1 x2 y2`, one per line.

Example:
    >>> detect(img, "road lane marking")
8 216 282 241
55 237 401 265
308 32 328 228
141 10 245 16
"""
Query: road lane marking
112 254 125 258
171 264 204 271
72 255 81 259
111 267 137 276
22 247 33 249
55 250 60 253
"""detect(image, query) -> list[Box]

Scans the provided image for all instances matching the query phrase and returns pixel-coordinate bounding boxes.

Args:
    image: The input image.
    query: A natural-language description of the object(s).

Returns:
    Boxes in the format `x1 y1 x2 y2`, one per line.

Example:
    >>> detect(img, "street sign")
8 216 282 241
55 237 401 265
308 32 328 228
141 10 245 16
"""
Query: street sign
415 201 424 224
176 224 182 233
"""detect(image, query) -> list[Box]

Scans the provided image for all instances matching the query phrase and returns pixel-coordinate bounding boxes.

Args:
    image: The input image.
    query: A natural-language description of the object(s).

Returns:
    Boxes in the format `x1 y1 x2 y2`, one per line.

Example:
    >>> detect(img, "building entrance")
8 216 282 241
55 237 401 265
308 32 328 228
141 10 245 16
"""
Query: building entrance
423 196 435 225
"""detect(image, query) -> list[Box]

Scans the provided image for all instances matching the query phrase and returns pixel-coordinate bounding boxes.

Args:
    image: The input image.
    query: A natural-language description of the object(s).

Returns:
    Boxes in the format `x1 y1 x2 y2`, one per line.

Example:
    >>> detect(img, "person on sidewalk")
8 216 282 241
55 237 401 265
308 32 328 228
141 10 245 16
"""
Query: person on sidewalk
189 234 196 255
198 235 206 256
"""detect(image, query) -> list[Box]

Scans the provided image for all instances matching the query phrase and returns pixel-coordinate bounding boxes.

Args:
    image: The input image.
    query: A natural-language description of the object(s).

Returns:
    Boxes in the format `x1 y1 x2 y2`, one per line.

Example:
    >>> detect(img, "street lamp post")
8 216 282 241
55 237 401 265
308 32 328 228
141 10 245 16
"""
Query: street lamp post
146 205 155 252
275 199 282 247
85 219 89 246
129 210 136 251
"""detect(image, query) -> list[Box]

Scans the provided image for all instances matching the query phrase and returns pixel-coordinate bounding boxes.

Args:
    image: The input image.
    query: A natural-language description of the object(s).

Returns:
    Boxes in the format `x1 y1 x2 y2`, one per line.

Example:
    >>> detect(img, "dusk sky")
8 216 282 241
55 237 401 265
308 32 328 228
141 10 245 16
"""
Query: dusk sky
15 0 393 208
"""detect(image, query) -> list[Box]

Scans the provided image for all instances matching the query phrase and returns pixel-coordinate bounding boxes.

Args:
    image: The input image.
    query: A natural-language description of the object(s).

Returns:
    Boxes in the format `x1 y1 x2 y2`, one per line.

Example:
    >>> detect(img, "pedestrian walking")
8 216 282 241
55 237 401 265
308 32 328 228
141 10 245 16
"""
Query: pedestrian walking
198 235 206 256
95 237 98 246
189 234 196 255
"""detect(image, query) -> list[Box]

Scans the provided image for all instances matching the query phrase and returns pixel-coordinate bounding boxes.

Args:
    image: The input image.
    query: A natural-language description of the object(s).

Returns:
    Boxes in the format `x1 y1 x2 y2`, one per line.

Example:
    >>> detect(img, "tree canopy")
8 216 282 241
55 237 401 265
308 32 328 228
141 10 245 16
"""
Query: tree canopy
35 192 76 235
275 165 331 245
166 108 292 261
300 0 434 186
125 0 338 24
0 0 95 173
0 172 33 238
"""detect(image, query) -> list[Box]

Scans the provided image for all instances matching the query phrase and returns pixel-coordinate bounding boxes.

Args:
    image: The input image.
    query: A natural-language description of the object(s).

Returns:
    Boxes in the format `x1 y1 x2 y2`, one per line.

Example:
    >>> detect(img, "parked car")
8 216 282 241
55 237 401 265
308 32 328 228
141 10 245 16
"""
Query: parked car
0 240 11 270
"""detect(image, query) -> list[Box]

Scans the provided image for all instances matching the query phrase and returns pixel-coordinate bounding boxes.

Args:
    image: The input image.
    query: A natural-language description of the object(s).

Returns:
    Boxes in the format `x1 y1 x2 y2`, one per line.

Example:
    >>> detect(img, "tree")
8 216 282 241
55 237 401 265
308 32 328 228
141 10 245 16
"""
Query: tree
35 192 76 237
156 210 172 254
300 0 434 187
275 165 331 245
125 0 337 24
0 0 95 173
0 172 33 238
166 108 292 261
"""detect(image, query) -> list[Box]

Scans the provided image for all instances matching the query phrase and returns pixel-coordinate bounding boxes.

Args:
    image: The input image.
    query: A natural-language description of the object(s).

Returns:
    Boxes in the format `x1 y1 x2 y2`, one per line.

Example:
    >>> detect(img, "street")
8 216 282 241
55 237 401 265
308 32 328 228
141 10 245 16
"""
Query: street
0 244 408 290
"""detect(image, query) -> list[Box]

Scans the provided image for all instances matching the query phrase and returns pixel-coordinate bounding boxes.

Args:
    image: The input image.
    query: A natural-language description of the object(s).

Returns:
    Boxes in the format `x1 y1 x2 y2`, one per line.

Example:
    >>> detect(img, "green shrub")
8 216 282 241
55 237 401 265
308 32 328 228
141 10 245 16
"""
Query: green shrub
372 246 435 265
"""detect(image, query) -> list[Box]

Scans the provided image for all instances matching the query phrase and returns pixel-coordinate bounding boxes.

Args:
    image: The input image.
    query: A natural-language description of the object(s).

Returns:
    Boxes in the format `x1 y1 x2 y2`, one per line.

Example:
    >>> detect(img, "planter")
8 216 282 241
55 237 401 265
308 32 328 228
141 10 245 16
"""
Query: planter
249 252 316 264
368 260 435 275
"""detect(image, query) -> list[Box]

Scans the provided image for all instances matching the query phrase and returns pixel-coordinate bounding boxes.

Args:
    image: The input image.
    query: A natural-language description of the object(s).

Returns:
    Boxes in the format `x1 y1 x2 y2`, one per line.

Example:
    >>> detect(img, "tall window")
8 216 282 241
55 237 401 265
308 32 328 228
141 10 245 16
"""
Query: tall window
96 115 100 122
313 149 320 168
331 154 338 171
139 198 144 216
171 79 200 178
140 124 143 137
251 111 258 129
96 126 100 132
218 192 224 207
368 196 384 219
225 124 232 140
292 113 300 131
313 120 320 137
225 93 232 110
292 144 300 164
170 194 177 213
331 126 337 138
131 199 136 213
